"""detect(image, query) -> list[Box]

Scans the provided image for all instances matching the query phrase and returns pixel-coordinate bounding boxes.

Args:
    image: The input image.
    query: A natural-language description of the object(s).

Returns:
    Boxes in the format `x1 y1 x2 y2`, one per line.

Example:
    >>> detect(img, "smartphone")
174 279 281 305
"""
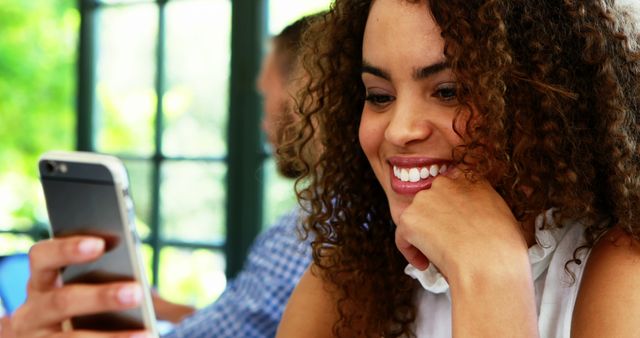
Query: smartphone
38 151 158 336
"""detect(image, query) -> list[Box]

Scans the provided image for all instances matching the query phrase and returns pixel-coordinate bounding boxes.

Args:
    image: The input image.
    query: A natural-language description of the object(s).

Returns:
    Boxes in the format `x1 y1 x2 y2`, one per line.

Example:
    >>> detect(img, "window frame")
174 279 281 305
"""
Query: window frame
76 0 268 286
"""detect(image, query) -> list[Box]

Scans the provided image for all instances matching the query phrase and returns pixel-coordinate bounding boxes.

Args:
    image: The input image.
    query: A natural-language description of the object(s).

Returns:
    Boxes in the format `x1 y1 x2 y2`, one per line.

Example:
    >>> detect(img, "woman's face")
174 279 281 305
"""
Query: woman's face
359 0 464 223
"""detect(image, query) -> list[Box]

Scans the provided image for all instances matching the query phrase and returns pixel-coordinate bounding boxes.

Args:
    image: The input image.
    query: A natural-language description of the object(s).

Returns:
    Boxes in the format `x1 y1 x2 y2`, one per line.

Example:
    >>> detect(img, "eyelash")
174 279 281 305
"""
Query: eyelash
433 84 458 102
364 85 458 108
364 93 395 107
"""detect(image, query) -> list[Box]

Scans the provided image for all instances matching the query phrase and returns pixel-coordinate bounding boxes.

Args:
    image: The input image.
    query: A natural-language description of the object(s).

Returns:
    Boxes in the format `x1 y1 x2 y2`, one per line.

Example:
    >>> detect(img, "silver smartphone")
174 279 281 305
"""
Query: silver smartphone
38 151 158 336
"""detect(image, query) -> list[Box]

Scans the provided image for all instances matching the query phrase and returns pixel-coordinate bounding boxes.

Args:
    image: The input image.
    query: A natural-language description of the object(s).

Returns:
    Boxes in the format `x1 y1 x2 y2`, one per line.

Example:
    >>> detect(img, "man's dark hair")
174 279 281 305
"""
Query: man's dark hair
273 12 323 80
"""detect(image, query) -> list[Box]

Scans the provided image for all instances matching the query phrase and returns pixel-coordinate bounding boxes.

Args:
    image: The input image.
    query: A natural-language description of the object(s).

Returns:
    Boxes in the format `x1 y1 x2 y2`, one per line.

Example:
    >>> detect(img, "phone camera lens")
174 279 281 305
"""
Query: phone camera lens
45 161 67 174
45 161 56 173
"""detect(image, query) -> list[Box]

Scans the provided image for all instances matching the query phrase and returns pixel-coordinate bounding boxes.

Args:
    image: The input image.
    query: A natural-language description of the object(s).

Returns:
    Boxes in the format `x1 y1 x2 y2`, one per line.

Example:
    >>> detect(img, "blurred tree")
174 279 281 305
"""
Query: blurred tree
0 0 78 232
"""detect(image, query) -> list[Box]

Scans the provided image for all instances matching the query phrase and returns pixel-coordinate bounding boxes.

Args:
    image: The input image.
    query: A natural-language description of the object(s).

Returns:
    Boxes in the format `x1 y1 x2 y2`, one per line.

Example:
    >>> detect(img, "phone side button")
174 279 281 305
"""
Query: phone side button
125 196 134 210
130 228 142 244
125 197 137 227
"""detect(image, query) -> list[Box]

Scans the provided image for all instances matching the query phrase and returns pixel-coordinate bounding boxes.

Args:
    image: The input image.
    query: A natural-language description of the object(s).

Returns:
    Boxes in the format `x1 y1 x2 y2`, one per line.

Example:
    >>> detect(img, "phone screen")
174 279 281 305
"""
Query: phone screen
40 160 147 331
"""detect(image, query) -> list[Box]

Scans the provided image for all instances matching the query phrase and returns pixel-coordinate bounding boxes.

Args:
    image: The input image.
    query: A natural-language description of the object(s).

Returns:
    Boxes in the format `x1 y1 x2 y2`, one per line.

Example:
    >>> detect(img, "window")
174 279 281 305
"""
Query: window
1 0 329 309
78 0 232 306
0 1 77 254
77 0 330 306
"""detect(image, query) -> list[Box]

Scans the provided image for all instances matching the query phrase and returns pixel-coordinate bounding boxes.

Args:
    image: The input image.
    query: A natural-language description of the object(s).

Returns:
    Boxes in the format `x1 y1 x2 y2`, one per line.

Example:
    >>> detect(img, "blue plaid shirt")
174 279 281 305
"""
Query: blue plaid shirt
163 207 312 338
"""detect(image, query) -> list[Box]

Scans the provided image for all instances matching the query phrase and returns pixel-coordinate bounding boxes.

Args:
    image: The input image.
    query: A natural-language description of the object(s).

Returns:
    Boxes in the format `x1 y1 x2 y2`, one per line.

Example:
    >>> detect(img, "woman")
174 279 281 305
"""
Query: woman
277 0 640 337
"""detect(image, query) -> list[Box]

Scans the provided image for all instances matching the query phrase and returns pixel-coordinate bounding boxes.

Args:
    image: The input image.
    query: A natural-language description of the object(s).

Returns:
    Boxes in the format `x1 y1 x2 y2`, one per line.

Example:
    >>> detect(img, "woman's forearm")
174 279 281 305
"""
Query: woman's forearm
449 254 539 338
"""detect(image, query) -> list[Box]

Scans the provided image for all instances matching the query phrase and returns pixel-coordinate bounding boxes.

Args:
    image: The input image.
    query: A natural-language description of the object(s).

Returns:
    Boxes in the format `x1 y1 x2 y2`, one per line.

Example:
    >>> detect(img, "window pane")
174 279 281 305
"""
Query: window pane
268 0 331 35
0 1 76 233
123 160 153 239
0 173 49 232
95 4 158 156
160 161 226 243
162 0 231 157
0 234 36 256
261 157 296 230
158 246 226 307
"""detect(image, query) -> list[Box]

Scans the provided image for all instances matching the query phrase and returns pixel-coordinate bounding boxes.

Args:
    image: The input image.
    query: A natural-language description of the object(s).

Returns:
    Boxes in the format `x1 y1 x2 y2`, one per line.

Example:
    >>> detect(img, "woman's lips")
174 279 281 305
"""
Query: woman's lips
390 175 435 195
387 158 452 195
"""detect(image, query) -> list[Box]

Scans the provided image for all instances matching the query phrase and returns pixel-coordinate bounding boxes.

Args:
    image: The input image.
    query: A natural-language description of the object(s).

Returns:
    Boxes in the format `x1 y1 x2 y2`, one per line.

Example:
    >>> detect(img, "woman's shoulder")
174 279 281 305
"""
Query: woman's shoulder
571 226 640 337
276 264 339 338
586 226 640 270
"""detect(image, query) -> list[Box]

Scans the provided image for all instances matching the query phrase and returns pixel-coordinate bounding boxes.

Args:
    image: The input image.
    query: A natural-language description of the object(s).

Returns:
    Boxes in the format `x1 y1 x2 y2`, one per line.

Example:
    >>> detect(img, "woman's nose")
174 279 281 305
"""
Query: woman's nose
384 99 434 147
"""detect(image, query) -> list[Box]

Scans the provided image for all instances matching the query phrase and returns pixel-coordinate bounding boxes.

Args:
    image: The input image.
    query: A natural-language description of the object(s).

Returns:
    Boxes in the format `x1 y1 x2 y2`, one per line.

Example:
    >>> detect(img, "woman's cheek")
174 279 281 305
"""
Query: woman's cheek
358 110 384 160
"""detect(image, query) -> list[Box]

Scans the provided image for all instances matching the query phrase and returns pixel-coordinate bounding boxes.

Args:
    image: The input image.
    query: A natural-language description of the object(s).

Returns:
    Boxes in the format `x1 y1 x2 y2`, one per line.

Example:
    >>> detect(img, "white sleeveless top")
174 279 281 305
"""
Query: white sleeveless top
405 210 589 338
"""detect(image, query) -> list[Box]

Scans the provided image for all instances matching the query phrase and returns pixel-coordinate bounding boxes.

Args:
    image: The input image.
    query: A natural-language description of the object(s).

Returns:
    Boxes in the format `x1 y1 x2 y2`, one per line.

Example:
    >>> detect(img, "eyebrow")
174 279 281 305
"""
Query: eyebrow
361 60 450 81
413 61 449 80
361 61 390 80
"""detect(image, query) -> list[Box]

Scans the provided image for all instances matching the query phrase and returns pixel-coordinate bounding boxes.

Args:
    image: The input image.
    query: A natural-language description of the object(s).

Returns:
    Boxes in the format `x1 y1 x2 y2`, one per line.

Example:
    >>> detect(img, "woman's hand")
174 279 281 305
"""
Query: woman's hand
394 169 539 337
11 236 150 338
1 316 16 338
394 169 529 279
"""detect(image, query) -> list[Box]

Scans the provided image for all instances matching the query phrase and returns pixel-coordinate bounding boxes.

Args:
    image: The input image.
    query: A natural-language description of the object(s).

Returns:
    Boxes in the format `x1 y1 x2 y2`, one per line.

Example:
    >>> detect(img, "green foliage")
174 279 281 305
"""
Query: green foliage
0 233 35 255
0 0 78 230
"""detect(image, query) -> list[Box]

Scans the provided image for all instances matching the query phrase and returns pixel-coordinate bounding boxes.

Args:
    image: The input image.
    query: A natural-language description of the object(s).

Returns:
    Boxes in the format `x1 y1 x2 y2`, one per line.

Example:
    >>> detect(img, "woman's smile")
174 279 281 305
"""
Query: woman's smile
388 157 453 194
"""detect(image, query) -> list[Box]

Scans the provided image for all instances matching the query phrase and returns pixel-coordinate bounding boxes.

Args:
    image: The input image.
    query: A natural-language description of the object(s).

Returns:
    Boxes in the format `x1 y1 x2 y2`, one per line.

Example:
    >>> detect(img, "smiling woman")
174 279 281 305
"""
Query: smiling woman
276 0 640 337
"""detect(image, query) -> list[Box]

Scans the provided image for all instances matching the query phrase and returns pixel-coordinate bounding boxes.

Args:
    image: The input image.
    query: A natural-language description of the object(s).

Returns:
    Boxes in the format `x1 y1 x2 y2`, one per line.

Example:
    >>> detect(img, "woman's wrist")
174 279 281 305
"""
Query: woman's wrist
448 252 538 337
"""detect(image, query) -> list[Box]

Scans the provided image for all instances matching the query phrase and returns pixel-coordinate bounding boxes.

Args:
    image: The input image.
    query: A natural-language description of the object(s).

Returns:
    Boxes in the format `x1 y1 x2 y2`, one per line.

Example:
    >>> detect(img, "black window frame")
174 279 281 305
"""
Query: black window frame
76 0 268 286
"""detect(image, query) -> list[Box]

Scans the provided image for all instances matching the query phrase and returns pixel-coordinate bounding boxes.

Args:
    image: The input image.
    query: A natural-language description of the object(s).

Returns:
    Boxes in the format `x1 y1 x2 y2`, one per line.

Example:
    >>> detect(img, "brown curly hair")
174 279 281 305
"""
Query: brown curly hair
281 0 640 336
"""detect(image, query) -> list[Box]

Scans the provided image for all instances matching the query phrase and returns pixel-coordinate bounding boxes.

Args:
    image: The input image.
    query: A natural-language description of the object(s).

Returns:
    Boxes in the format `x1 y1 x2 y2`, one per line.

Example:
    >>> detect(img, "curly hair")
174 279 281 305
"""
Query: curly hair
280 0 640 336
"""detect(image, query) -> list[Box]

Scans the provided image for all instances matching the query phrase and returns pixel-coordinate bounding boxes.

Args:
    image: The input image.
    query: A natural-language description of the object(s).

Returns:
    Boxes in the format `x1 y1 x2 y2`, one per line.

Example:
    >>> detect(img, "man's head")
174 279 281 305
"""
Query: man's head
257 14 319 178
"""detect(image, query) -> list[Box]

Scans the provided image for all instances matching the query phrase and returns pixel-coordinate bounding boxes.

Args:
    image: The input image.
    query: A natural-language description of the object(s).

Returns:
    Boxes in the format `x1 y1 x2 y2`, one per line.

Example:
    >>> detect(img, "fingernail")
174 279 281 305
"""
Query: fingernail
130 333 151 338
77 238 104 255
117 284 142 305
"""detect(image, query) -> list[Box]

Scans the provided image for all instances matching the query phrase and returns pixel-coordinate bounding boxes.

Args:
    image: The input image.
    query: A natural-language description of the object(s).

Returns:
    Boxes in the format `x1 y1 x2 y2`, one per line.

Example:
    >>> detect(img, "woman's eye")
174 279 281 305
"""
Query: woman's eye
365 93 395 106
434 84 458 102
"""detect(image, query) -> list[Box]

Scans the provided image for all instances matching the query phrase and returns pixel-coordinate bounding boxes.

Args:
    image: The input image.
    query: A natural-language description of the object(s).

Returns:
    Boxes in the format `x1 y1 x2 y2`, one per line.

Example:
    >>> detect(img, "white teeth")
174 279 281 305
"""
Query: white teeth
420 167 429 179
429 164 439 177
393 164 449 182
400 168 409 182
409 168 420 182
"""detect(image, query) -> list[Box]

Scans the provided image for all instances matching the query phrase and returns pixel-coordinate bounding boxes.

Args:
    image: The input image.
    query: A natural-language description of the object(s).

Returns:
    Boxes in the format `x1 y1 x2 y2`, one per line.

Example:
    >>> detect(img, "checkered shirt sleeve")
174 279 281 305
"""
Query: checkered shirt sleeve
163 207 312 338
